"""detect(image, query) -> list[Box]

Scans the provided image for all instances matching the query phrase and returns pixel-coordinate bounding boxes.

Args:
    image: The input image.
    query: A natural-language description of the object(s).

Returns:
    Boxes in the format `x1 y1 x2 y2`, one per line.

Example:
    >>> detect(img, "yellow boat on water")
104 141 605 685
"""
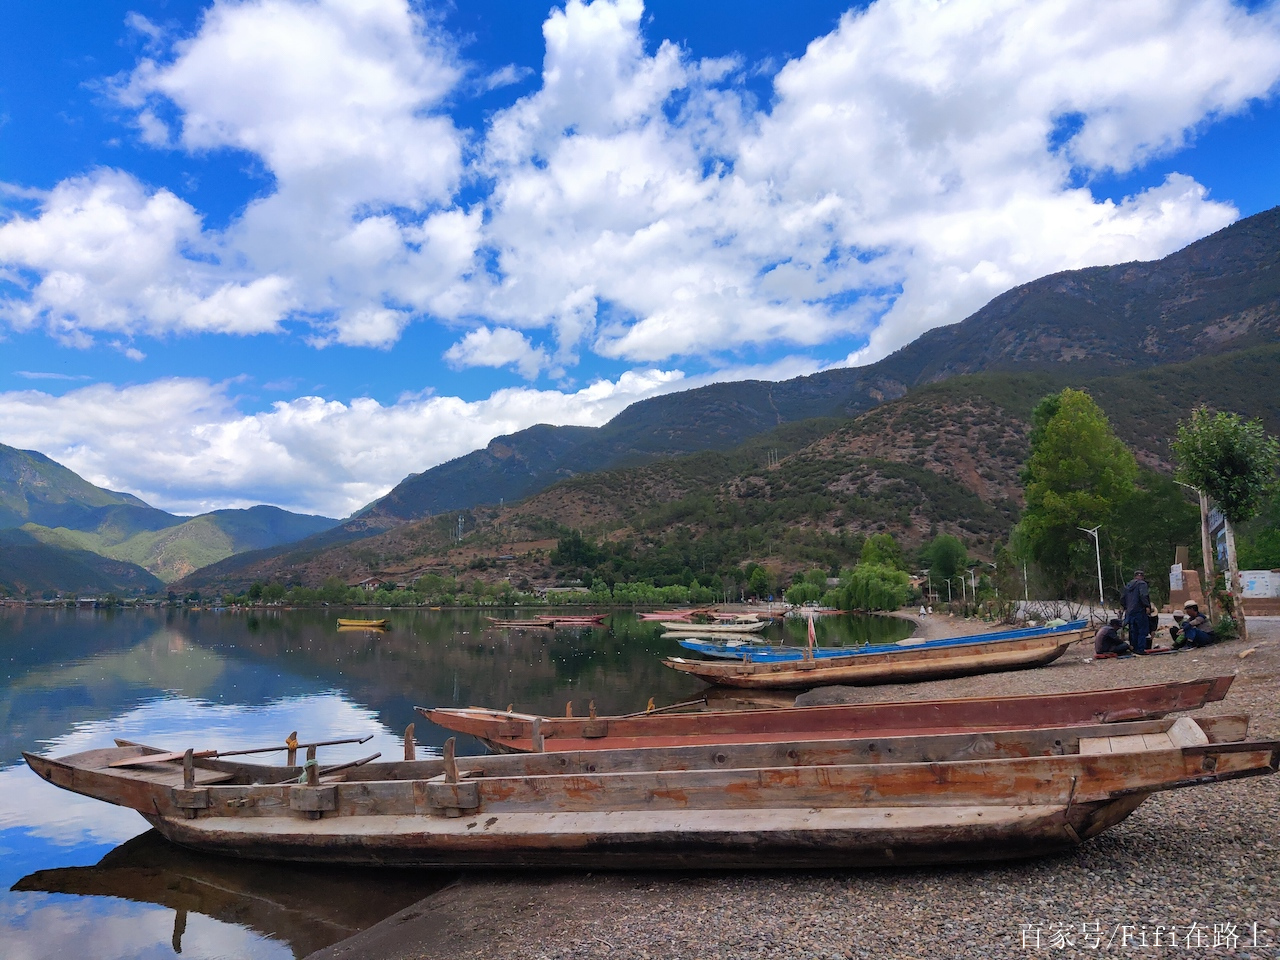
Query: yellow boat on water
336 618 390 629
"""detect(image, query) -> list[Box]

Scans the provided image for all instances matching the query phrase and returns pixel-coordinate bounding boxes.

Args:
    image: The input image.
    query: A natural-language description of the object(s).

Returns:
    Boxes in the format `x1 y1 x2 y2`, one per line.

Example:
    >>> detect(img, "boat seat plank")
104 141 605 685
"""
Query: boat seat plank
1078 737 1111 755
1168 716 1211 748
119 766 236 787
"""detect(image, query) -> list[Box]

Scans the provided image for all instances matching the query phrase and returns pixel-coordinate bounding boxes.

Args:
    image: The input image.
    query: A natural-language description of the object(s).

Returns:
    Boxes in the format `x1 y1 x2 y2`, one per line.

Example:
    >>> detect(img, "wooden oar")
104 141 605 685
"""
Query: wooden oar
108 734 374 768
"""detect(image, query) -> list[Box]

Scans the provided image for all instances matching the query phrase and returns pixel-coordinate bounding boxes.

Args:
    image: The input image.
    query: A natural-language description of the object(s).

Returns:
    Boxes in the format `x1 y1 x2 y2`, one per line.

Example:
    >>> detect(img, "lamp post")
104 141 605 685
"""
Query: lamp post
945 578 952 603
1078 525 1104 607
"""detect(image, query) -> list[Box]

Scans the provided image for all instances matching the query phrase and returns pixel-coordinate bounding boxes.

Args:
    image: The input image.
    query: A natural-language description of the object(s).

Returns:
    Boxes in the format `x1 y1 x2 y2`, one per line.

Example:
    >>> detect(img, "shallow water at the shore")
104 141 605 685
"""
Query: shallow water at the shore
0 605 908 959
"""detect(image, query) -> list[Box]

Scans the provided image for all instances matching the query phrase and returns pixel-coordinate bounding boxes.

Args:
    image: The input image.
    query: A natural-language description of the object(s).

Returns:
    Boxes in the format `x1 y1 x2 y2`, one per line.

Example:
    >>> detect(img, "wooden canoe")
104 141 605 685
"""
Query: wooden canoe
22 715 1278 869
536 615 606 626
336 618 390 628
664 627 1085 688
663 619 768 635
486 617 553 628
677 620 1086 661
422 675 1235 752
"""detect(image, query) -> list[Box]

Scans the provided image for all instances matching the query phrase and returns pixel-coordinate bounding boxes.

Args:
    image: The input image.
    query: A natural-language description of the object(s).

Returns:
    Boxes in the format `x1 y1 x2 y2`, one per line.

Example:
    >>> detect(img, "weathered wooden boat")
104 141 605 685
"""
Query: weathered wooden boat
422 675 1235 753
663 618 769 635
23 715 1278 868
665 623 1086 688
677 620 1087 661
336 618 390 628
536 614 606 626
486 617 553 628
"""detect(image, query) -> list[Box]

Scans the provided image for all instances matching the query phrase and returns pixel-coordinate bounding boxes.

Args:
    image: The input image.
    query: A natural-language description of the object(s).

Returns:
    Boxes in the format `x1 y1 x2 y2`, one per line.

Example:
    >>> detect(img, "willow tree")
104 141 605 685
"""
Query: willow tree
1015 389 1137 601
1173 408 1280 641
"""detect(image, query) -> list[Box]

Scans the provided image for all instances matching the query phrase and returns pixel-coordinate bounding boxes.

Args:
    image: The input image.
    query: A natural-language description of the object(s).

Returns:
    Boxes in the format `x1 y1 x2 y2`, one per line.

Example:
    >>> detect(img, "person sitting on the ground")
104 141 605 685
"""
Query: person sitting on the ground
1122 569 1153 654
1171 600 1216 649
1093 618 1132 656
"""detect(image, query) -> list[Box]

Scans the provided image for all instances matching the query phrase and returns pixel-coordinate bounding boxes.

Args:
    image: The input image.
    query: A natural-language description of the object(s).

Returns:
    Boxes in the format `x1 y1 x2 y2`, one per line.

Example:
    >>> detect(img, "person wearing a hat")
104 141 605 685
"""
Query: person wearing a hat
1171 600 1216 649
1121 569 1153 654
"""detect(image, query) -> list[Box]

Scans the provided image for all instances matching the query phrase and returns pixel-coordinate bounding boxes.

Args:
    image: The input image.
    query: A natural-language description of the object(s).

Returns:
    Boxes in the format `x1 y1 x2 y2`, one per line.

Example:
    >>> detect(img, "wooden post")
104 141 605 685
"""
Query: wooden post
182 748 195 790
286 731 298 767
565 701 573 718
404 723 415 762
442 737 458 783
1223 518 1249 642
1198 490 1216 621
589 700 597 720
306 745 319 786
531 718 545 753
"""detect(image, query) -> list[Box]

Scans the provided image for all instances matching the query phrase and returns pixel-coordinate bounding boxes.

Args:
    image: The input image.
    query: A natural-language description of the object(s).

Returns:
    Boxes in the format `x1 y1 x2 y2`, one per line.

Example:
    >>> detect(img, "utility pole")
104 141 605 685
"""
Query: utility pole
1078 525 1104 608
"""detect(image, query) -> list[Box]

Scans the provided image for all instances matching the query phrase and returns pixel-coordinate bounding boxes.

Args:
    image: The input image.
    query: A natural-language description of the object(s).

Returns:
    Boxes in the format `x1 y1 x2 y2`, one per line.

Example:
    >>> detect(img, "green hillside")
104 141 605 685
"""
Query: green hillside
0 529 163 597
23 505 338 583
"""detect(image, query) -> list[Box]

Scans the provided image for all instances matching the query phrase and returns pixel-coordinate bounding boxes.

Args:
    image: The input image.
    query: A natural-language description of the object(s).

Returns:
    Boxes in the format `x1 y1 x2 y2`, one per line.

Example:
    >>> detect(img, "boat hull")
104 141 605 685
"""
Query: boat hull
427 676 1237 753
22 716 1278 870
663 631 1083 688
143 802 1096 869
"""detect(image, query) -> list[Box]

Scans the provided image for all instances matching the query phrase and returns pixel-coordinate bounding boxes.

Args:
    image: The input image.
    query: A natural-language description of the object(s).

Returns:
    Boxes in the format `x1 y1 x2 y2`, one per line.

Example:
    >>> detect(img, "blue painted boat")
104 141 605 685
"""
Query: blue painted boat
677 620 1088 662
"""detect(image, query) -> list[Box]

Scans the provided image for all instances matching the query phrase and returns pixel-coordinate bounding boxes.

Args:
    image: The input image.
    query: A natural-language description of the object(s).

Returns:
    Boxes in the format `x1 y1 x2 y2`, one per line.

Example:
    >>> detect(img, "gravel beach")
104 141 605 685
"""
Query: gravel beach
308 617 1280 960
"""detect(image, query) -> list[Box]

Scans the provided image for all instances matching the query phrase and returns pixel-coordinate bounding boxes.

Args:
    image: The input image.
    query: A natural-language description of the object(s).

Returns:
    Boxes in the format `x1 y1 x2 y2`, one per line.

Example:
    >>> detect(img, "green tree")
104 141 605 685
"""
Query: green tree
747 566 771 599
859 533 904 570
835 563 910 612
922 534 967 582
1015 389 1138 599
1173 407 1280 640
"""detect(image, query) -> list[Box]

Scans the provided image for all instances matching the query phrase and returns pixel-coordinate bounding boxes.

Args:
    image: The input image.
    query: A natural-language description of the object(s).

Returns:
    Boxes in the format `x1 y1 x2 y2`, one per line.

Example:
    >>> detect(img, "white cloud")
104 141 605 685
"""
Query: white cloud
0 369 688 516
4 0 1277 363
0 170 293 340
445 326 550 379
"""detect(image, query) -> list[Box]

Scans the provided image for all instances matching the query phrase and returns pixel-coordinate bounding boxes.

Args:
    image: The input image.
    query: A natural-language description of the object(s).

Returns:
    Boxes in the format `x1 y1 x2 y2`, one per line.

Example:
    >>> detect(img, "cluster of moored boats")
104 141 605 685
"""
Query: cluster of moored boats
26 648 1278 868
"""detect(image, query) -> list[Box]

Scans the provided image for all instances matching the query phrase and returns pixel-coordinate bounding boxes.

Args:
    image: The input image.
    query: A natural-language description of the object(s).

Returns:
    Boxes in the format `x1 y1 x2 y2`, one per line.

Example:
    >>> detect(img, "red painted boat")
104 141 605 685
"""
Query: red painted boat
421 675 1235 753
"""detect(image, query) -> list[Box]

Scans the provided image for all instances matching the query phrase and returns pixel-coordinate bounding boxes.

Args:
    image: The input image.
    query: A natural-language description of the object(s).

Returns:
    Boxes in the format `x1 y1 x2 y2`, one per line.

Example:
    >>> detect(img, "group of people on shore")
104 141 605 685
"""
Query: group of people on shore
1093 568 1218 658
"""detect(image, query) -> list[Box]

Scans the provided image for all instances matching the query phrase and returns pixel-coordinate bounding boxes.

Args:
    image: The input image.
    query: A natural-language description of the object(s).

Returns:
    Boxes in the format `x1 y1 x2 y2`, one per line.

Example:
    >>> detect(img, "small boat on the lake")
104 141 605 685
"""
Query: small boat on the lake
422 675 1235 753
664 622 1086 688
676 620 1086 661
486 617 553 628
663 616 768 635
23 714 1278 868
536 614 606 626
335 618 390 629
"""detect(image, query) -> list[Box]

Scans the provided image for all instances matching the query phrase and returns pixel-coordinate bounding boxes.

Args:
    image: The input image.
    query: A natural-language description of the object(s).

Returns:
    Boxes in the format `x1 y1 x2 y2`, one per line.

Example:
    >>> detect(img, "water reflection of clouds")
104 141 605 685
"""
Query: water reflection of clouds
0 895 290 960
1 691 436 847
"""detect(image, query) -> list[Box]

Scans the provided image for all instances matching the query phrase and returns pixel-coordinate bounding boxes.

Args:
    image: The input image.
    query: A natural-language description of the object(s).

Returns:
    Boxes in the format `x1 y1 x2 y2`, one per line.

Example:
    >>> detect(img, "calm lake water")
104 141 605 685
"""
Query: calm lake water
0 606 910 959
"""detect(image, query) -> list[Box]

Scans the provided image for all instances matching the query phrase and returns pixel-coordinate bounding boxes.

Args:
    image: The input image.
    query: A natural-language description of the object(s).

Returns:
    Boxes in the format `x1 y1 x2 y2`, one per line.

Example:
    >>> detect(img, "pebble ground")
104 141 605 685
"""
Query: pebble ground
309 617 1280 960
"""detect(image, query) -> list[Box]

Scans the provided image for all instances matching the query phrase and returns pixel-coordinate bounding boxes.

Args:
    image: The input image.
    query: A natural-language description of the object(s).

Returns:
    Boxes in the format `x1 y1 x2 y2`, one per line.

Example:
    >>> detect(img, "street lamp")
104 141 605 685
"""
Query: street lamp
1078 525 1104 607
944 578 952 603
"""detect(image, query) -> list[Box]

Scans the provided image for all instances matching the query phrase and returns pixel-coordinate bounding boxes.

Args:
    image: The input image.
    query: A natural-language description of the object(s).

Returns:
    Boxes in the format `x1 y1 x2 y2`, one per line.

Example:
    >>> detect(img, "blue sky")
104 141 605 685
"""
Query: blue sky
1 0 1279 517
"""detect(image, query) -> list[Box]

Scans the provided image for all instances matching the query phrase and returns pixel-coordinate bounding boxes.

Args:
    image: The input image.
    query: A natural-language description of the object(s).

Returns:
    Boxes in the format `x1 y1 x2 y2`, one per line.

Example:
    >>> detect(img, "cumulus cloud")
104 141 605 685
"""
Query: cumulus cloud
445 326 550 379
0 369 688 516
0 169 293 340
4 0 1278 362
2 0 1280 512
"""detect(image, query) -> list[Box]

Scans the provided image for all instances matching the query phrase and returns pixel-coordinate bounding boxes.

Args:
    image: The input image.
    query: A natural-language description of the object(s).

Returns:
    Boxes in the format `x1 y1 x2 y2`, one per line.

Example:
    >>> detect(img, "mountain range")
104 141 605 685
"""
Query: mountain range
0 444 337 594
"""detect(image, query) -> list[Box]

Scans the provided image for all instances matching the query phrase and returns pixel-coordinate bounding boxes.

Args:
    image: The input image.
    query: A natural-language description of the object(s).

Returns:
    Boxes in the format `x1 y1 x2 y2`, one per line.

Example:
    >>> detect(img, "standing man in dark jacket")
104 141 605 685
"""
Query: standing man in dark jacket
1122 569 1152 654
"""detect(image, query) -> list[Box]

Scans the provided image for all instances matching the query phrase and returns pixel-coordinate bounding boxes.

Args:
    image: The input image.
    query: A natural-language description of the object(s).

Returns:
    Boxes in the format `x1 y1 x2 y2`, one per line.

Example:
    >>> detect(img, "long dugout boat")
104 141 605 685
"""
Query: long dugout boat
676 619 1087 661
23 715 1278 869
664 623 1086 688
422 675 1235 753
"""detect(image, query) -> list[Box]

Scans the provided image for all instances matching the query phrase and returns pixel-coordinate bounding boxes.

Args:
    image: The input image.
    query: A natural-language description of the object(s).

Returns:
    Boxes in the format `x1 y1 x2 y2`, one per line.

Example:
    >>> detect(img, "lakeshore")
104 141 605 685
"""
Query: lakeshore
308 616 1280 960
